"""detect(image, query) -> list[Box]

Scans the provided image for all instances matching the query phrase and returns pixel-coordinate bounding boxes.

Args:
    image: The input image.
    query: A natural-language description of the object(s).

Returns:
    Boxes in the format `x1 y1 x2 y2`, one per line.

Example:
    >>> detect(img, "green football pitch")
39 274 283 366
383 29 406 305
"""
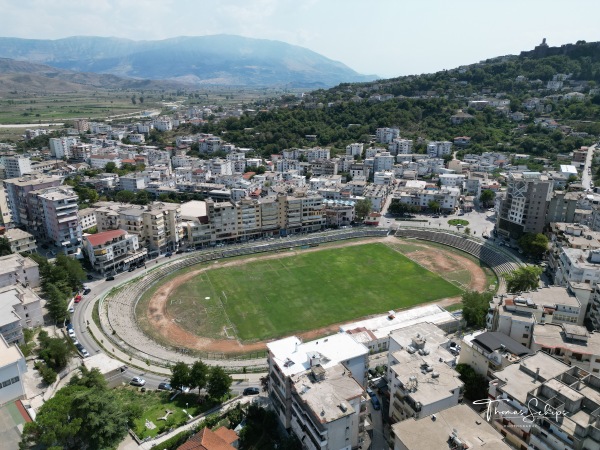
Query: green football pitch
166 242 462 342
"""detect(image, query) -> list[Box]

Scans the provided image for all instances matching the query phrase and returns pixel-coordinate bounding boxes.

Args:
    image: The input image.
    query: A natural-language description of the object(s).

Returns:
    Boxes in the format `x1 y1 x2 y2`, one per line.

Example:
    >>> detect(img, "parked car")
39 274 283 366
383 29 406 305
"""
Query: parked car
68 329 76 338
75 343 84 351
371 396 381 410
243 387 260 396
185 248 194 253
68 306 75 313
157 382 172 391
164 252 173 257
176 249 184 254
179 386 191 393
105 276 115 281
74 295 82 303
130 377 146 387
83 288 91 295
81 348 90 358
128 267 136 272
66 322 73 331
366 387 376 398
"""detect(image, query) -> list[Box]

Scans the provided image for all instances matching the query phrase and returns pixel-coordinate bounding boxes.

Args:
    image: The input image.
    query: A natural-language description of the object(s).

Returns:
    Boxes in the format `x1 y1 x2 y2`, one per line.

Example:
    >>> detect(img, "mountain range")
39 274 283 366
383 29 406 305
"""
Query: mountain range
0 35 375 88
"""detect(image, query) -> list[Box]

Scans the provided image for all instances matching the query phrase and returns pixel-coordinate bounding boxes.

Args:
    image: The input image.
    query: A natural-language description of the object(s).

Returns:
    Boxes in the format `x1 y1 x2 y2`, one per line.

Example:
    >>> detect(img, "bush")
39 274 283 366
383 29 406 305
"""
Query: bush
35 361 57 384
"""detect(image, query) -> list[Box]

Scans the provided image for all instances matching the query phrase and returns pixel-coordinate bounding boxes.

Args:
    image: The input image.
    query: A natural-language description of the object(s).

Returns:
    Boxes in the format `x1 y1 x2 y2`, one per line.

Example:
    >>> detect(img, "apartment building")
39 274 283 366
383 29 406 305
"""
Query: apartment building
0 285 44 345
83 229 147 274
390 404 510 450
0 254 39 289
426 141 452 158
393 186 459 212
0 335 27 406
152 117 173 132
345 143 363 157
373 152 394 173
119 173 146 192
487 287 584 348
0 187 13 227
459 331 531 378
3 229 36 254
94 201 182 252
267 333 368 434
386 323 463 424
323 200 355 227
1 156 32 179
376 127 400 144
77 207 97 231
496 172 553 239
31 186 82 254
388 138 413 155
487 351 600 450
3 175 62 226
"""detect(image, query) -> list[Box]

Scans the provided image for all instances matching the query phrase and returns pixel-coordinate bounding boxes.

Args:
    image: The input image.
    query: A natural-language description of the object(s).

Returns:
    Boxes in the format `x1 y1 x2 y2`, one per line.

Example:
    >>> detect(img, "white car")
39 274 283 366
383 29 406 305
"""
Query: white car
81 348 90 358
68 329 76 338
68 306 75 313
130 377 146 387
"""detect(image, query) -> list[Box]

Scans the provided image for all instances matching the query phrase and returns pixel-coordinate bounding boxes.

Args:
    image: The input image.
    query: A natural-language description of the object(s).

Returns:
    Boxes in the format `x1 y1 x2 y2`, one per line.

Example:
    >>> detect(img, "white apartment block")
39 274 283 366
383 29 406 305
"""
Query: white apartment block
388 138 413 155
267 333 368 432
345 143 363 157
0 335 27 406
438 173 466 188
89 154 121 169
393 187 459 212
373 152 394 173
210 159 233 176
77 207 97 231
119 173 146 192
295 148 330 161
199 136 222 153
0 285 44 345
3 229 36 254
1 156 32 179
0 187 13 227
0 254 39 289
387 323 462 424
376 127 400 144
426 141 452 158
89 122 112 134
3 175 63 226
83 229 147 274
152 117 173 132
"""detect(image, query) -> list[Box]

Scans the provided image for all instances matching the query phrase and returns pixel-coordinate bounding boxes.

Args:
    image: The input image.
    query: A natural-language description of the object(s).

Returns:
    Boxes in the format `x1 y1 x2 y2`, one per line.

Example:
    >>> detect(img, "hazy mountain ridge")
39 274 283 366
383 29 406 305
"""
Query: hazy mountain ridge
0 35 375 87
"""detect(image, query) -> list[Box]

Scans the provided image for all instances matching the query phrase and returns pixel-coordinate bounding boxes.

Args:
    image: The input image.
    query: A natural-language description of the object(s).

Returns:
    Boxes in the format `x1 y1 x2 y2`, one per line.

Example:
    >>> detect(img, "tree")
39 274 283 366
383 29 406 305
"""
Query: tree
38 335 73 372
207 366 232 400
354 199 372 221
518 233 548 259
55 254 86 292
388 199 418 216
479 189 495 207
170 362 190 391
506 266 543 293
462 290 493 328
115 190 135 203
464 227 471 235
427 200 441 212
189 361 209 391
104 162 117 173
456 364 488 401
0 237 13 256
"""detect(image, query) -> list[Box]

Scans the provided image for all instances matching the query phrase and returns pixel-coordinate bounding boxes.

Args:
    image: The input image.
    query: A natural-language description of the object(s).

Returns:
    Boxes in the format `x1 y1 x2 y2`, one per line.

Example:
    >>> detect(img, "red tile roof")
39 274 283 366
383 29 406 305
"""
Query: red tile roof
177 427 236 450
85 229 126 247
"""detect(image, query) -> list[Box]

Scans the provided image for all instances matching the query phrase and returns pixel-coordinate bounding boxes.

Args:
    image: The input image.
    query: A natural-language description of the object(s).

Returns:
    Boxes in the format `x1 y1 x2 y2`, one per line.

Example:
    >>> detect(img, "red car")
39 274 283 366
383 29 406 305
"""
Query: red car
74 295 82 303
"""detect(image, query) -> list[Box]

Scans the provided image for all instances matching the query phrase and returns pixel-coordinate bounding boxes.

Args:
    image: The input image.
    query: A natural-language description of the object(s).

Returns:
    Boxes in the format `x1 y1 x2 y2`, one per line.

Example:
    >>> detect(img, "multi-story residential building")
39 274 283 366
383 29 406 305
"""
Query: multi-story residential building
323 200 355 227
553 247 600 288
152 117 173 132
497 172 553 239
289 363 365 450
3 229 36 253
459 331 531 378
0 335 27 405
487 351 600 450
388 138 413 155
89 154 121 169
267 334 368 433
373 152 394 173
486 287 584 348
77 207 97 231
0 284 44 345
0 187 13 227
94 201 183 252
309 159 338 176
1 156 32 179
438 173 466 188
532 323 600 374
31 186 82 254
199 136 222 153
49 137 78 159
118 173 146 192
426 141 452 158
393 186 460 212
83 229 147 274
376 127 400 144
390 404 510 450
362 184 390 212
70 143 95 161
0 254 39 289
209 159 233 176
345 143 363 157
387 323 463 424
3 175 62 226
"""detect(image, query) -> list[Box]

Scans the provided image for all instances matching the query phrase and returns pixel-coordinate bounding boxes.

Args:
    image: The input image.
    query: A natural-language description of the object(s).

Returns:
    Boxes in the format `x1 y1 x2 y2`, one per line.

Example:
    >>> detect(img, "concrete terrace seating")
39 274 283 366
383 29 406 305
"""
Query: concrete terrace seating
395 228 522 292
100 228 390 369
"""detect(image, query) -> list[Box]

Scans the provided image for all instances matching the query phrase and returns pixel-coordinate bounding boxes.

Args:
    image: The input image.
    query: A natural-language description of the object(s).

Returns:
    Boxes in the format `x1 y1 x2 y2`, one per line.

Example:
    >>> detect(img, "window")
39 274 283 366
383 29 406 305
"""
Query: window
523 334 529 339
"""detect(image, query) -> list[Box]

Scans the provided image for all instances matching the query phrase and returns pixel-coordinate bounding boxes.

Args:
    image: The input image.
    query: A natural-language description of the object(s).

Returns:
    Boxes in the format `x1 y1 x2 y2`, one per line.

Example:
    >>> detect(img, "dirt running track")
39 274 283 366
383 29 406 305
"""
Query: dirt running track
144 236 488 354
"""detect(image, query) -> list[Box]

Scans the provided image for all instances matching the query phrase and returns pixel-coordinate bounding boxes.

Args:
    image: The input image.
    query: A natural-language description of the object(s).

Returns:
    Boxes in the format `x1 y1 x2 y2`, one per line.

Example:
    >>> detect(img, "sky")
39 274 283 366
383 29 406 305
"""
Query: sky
2 0 600 79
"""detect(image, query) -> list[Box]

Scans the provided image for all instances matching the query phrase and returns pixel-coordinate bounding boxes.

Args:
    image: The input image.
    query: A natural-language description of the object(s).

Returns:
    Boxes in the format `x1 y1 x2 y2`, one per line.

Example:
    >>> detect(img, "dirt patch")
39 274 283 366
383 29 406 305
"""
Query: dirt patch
142 236 486 354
